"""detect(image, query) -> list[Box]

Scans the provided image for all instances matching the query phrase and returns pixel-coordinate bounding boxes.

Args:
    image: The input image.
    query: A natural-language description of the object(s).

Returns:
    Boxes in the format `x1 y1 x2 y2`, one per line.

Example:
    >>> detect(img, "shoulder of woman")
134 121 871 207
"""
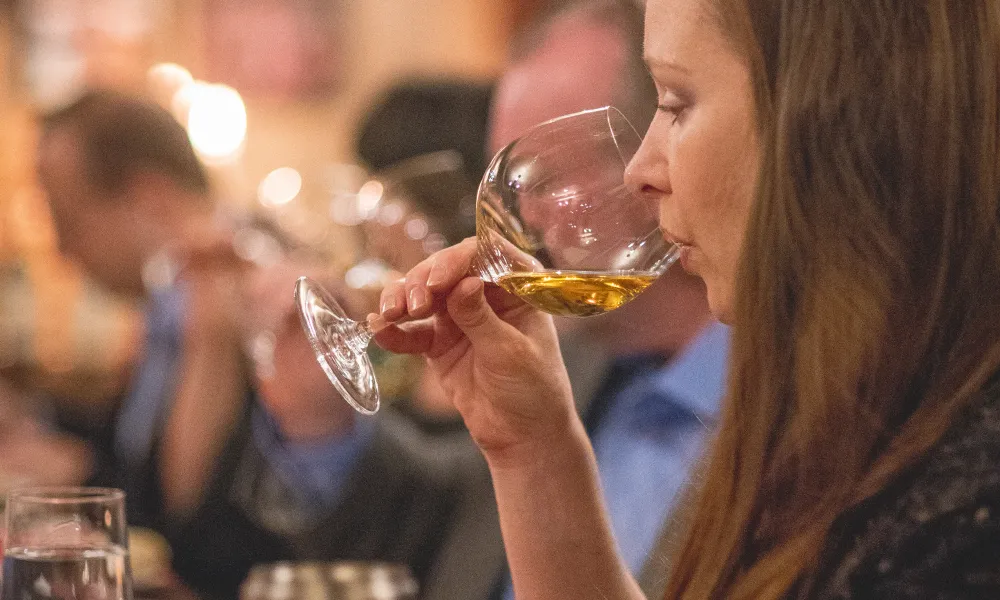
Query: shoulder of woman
817 385 1000 598
883 381 1000 549
918 383 1000 500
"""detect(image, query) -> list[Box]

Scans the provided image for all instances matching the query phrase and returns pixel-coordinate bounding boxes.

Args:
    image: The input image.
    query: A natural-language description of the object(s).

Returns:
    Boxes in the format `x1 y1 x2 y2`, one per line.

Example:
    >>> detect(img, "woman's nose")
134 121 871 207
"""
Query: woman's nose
624 133 670 199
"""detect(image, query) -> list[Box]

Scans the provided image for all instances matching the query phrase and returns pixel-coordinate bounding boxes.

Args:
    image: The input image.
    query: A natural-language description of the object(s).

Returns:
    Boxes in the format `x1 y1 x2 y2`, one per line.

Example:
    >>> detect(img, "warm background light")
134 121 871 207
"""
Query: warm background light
184 82 247 162
0 0 540 397
257 167 303 208
404 217 430 241
146 62 193 104
356 180 384 220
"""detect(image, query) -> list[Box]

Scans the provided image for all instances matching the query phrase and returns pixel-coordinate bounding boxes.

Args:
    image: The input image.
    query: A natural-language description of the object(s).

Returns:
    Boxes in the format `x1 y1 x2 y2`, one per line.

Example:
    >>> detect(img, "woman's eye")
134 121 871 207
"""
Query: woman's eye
657 104 686 125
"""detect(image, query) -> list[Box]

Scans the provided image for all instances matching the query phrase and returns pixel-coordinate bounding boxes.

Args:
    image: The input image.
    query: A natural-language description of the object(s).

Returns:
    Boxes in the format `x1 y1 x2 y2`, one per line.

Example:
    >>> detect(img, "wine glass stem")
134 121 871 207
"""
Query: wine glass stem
348 320 375 354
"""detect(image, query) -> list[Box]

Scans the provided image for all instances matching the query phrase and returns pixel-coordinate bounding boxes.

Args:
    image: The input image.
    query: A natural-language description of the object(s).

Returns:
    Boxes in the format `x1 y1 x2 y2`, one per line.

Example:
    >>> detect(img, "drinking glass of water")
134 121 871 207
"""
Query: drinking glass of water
3 487 133 600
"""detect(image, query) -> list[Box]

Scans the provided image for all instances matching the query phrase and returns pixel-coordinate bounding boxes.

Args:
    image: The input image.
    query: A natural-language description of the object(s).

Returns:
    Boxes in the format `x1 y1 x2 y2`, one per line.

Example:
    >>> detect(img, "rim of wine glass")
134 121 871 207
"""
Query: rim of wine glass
6 486 125 505
522 105 641 168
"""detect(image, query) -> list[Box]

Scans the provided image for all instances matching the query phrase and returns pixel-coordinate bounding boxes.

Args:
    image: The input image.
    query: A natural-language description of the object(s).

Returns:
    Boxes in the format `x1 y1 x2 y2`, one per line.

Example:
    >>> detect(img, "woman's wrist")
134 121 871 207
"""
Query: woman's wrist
482 411 590 473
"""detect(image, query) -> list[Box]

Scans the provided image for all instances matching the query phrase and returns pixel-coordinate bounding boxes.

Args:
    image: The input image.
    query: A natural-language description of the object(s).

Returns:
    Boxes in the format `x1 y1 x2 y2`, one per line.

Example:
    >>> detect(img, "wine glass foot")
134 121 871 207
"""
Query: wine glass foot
295 277 380 414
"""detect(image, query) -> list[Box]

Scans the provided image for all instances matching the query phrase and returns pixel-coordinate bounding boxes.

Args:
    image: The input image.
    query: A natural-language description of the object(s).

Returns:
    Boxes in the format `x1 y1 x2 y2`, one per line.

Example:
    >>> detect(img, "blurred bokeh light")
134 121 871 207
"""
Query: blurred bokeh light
184 82 248 162
258 167 303 208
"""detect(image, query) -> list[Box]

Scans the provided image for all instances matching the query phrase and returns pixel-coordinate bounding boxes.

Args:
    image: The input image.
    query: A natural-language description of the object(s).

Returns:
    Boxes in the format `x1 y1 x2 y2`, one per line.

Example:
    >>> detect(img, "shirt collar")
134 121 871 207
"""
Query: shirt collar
647 321 730 422
145 285 187 343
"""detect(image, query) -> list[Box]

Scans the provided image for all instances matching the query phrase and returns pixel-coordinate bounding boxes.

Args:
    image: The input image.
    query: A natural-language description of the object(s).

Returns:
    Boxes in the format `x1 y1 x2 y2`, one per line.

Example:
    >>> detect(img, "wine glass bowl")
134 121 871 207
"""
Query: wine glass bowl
297 106 679 413
476 106 678 317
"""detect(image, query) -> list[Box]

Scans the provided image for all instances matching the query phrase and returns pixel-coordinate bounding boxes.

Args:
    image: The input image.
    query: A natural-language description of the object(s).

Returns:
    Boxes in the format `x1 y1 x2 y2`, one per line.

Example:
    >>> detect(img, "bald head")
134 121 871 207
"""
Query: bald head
489 16 627 155
488 0 653 156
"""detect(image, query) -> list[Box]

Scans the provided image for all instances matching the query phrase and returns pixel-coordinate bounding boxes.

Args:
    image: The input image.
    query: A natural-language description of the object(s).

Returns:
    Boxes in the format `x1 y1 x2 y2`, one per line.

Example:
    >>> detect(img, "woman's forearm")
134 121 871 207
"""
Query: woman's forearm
486 417 645 600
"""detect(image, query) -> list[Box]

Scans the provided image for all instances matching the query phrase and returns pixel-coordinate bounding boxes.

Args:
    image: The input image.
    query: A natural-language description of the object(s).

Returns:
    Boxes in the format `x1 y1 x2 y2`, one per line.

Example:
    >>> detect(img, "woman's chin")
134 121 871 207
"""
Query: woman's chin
705 283 735 325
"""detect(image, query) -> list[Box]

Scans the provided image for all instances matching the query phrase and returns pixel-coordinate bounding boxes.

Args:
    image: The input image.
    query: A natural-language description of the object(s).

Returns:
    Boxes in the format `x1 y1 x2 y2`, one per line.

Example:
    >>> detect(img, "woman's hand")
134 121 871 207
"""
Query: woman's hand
374 238 577 462
379 239 643 599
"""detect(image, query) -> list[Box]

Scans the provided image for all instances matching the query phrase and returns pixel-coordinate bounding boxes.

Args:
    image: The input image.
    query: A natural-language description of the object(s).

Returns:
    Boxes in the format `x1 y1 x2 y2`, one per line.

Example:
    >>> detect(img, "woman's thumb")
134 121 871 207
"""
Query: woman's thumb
446 277 511 344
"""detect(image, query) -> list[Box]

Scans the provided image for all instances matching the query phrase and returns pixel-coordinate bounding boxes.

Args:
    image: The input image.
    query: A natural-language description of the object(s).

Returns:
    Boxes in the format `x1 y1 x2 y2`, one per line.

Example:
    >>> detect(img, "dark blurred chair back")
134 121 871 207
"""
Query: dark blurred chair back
356 80 494 245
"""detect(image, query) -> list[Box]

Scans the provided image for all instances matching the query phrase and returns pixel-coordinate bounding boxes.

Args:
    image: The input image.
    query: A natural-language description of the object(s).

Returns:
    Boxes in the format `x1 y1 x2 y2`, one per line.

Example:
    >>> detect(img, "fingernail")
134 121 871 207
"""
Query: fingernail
409 286 429 312
367 313 389 333
381 295 396 314
426 261 447 288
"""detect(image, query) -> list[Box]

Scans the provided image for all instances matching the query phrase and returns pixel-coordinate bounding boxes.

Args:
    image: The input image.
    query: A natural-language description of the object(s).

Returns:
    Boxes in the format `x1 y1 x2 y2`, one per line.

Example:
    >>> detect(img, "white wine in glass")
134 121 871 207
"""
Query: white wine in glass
494 271 659 317
296 106 680 414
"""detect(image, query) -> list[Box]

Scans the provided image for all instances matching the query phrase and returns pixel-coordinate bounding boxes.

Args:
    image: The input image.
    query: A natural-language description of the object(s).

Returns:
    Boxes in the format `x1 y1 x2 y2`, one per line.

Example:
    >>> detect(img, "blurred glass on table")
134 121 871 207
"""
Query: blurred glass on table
3 487 133 600
240 562 417 600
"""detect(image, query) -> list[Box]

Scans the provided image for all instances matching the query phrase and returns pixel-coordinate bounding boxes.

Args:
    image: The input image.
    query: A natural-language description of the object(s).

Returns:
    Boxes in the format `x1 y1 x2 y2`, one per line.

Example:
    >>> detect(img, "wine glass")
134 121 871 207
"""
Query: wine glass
3 487 133 600
296 106 680 414
240 561 418 600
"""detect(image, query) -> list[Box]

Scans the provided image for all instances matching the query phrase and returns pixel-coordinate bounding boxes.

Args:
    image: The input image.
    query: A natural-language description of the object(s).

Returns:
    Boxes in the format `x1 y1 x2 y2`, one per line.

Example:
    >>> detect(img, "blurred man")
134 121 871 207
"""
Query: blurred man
487 1 729 597
37 90 474 600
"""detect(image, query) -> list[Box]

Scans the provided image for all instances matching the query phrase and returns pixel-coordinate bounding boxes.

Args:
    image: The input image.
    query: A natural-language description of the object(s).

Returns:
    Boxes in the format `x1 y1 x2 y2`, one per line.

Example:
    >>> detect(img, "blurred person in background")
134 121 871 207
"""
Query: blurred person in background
485 1 728 597
36 89 478 600
356 80 494 197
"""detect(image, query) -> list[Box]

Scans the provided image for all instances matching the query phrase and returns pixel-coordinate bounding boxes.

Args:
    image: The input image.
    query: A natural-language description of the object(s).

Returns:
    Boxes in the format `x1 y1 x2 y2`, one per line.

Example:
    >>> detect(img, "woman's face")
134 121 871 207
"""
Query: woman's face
625 0 759 323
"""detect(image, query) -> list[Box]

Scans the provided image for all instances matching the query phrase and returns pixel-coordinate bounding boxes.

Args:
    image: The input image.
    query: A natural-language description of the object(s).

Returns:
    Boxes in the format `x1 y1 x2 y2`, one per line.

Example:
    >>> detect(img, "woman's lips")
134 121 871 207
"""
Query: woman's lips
661 228 695 271
660 227 693 247
678 244 693 271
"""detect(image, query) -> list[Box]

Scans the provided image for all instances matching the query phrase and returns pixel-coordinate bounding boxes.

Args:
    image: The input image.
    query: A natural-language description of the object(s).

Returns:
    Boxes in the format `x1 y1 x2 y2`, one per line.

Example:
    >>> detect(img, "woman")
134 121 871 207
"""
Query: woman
374 0 1000 597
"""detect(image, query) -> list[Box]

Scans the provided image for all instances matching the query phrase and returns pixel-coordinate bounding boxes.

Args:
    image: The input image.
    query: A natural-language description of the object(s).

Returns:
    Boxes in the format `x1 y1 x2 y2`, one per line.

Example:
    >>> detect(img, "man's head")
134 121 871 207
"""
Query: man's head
488 0 654 156
37 90 212 297
356 80 493 255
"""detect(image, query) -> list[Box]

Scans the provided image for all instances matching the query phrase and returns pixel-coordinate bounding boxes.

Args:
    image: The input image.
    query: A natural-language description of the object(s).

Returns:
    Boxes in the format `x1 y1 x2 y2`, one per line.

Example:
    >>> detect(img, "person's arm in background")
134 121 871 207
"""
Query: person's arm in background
247 260 358 442
374 239 644 600
159 248 365 519
159 261 248 519
0 378 93 488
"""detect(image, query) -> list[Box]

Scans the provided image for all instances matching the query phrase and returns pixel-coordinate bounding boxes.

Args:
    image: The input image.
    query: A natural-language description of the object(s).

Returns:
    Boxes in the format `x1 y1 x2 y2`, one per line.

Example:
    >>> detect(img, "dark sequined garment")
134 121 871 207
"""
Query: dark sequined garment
813 381 1000 598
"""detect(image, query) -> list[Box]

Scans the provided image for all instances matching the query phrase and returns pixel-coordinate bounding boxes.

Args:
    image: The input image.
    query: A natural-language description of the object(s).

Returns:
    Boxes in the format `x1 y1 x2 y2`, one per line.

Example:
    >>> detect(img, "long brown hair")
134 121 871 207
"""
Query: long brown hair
665 1 1000 598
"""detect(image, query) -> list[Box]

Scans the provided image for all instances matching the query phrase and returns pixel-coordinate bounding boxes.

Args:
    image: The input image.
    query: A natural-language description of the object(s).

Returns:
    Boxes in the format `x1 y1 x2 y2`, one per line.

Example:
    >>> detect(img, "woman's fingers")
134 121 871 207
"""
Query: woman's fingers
380 238 478 321
372 319 436 355
424 237 478 293
372 312 466 357
484 281 530 317
404 260 436 318
375 238 536 355
379 278 408 321
445 279 503 343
